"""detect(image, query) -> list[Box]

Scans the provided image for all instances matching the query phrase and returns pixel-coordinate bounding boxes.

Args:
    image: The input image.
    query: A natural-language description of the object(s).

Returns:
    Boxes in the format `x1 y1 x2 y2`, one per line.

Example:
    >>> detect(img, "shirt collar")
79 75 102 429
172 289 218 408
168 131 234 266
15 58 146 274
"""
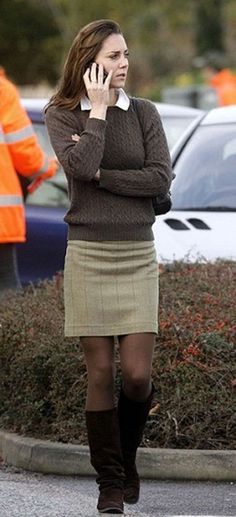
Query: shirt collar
80 89 130 111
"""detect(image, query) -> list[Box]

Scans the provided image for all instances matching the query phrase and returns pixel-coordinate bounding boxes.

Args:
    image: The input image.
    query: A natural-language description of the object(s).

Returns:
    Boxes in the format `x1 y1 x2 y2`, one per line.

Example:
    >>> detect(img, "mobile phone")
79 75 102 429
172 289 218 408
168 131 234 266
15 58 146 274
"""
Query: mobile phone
89 63 108 83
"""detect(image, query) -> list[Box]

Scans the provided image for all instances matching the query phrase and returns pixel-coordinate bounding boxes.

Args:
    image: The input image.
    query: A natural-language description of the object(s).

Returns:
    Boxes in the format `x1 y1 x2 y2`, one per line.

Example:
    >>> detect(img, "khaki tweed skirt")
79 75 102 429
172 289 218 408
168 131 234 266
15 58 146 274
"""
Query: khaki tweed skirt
64 240 158 337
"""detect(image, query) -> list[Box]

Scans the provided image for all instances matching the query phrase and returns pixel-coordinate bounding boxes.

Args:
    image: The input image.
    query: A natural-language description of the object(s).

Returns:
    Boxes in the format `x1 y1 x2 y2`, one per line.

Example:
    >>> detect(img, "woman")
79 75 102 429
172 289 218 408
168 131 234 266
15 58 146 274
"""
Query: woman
45 19 171 514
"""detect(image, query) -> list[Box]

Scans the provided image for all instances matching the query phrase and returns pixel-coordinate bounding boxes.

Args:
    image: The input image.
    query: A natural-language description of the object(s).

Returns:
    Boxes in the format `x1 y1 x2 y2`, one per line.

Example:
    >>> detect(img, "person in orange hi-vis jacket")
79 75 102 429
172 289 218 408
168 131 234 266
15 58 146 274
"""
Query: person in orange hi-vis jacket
198 51 236 106
0 69 58 295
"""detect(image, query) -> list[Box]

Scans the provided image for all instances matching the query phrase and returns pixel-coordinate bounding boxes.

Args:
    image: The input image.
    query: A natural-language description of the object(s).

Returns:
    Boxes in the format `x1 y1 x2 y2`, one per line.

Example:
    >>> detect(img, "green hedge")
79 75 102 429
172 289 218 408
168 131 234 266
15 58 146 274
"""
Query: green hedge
0 262 235 449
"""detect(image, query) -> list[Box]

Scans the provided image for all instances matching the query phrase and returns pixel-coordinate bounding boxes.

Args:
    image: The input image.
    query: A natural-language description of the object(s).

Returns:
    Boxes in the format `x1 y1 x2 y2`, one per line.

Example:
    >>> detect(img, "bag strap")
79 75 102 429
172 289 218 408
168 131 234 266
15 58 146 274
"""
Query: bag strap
132 97 174 216
132 97 145 139
133 97 175 185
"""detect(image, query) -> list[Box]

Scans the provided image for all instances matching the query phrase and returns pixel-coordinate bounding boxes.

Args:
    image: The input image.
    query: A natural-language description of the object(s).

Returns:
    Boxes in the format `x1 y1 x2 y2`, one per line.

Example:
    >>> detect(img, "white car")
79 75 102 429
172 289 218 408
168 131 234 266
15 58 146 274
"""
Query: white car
153 105 236 262
155 102 203 148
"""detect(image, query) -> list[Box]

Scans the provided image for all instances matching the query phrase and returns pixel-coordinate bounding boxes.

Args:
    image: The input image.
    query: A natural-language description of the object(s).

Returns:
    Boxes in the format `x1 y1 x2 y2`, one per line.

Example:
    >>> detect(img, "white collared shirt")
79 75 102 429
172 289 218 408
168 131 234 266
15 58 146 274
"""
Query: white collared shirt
80 89 130 112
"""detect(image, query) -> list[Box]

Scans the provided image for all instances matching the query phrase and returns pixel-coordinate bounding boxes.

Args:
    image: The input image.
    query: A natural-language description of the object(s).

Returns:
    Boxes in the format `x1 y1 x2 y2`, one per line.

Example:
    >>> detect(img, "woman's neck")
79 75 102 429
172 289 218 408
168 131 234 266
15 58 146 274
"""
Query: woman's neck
108 88 119 106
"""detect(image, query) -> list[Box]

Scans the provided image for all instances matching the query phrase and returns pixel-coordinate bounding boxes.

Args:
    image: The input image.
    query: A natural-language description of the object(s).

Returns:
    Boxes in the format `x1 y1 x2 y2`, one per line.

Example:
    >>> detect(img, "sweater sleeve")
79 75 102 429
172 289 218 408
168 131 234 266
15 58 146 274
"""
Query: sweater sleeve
99 101 172 197
45 106 107 181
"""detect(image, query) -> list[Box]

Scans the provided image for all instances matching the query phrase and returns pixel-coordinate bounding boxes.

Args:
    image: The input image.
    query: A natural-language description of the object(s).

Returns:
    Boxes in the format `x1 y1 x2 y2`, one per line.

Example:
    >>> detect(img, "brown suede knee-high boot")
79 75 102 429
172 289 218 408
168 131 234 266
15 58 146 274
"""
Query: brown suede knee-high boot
118 385 155 504
85 408 125 514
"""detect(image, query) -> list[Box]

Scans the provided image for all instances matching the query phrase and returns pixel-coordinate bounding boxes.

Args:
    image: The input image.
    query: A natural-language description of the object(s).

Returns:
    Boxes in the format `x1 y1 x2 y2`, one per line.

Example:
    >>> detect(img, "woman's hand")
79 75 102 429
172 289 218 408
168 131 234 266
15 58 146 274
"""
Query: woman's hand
71 135 100 181
83 63 112 119
94 169 100 181
71 133 80 142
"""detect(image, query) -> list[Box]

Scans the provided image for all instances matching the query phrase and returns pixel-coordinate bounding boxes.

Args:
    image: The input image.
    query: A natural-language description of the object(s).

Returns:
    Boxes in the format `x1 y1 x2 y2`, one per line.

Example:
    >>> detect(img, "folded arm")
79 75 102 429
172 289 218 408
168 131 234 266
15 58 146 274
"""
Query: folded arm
45 107 107 181
98 102 172 197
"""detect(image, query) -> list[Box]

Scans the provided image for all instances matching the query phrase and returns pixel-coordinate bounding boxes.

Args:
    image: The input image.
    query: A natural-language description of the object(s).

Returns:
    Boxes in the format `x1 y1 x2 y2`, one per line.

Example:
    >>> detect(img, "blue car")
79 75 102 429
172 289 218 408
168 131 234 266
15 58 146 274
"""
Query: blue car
18 98 203 284
17 99 68 284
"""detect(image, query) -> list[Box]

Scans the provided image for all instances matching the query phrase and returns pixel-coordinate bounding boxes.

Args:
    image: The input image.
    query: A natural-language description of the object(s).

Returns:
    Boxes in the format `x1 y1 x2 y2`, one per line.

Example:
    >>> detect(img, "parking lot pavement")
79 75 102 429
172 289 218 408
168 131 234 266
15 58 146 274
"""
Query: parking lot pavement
0 465 235 517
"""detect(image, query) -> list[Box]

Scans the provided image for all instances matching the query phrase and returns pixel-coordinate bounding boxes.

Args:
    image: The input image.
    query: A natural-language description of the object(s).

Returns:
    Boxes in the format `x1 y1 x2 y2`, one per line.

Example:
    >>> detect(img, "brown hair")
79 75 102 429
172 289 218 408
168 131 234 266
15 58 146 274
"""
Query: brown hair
47 19 121 111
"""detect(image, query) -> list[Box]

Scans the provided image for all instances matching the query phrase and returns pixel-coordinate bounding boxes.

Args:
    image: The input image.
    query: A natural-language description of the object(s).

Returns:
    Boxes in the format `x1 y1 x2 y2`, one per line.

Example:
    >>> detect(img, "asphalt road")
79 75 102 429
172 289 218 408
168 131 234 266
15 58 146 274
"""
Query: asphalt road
0 464 235 517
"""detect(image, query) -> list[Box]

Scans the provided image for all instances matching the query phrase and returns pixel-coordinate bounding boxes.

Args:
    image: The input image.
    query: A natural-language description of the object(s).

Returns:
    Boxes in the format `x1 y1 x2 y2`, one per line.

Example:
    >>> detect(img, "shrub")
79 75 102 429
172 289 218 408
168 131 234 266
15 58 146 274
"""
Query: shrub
0 261 235 449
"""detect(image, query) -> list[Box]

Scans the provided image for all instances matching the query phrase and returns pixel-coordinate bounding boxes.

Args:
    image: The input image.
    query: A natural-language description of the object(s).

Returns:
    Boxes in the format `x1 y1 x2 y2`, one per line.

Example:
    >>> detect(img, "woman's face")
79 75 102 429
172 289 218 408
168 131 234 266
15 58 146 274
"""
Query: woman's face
95 33 129 88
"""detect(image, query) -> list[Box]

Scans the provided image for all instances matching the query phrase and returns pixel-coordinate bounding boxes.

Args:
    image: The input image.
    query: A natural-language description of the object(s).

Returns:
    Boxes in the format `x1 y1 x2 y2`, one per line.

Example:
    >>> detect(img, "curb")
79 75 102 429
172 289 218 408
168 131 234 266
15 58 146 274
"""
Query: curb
0 430 235 481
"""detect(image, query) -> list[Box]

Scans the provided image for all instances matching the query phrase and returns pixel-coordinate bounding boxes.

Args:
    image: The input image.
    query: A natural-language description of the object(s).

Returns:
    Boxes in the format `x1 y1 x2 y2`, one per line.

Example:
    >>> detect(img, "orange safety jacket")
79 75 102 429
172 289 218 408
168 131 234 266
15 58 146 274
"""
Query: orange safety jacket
210 69 236 106
0 75 57 243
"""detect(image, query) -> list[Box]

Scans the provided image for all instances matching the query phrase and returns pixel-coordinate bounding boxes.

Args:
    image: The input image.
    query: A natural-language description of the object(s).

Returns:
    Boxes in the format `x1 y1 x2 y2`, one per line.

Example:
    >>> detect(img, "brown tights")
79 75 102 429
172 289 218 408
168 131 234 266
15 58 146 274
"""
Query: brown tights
80 333 155 411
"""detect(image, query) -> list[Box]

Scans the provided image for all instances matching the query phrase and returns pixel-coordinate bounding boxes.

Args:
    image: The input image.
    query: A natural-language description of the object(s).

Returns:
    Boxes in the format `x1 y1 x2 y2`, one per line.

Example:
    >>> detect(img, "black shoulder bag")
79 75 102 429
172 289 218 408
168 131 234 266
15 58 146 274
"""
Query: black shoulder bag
132 98 173 216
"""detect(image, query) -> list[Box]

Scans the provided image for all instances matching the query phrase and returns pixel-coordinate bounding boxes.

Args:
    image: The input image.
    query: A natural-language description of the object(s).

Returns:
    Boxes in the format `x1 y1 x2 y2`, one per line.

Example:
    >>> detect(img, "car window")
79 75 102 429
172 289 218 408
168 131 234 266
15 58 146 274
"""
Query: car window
26 122 69 209
172 124 236 210
161 116 197 149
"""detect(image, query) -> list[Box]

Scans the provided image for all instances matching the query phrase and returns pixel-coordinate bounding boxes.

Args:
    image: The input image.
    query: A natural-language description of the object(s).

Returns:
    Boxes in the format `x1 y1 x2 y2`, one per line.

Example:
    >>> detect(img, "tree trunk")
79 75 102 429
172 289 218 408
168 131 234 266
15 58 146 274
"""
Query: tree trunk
195 0 225 54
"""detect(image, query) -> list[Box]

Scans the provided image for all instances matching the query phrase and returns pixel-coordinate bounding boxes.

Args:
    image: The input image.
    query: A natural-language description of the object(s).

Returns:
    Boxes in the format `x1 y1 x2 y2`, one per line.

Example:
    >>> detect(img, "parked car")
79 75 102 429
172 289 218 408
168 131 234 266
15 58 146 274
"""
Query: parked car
153 105 236 262
155 102 203 148
17 99 68 284
17 98 205 284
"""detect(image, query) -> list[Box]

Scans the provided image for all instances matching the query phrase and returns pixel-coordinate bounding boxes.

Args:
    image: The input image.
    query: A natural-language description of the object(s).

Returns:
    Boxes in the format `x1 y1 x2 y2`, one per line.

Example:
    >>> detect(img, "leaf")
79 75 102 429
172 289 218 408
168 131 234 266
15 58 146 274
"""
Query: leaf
149 403 160 415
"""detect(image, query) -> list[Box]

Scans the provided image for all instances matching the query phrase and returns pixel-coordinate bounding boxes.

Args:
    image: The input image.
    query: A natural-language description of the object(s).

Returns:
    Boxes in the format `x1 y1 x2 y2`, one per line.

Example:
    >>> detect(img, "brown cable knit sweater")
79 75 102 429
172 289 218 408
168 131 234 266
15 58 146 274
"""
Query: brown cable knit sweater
45 97 172 241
